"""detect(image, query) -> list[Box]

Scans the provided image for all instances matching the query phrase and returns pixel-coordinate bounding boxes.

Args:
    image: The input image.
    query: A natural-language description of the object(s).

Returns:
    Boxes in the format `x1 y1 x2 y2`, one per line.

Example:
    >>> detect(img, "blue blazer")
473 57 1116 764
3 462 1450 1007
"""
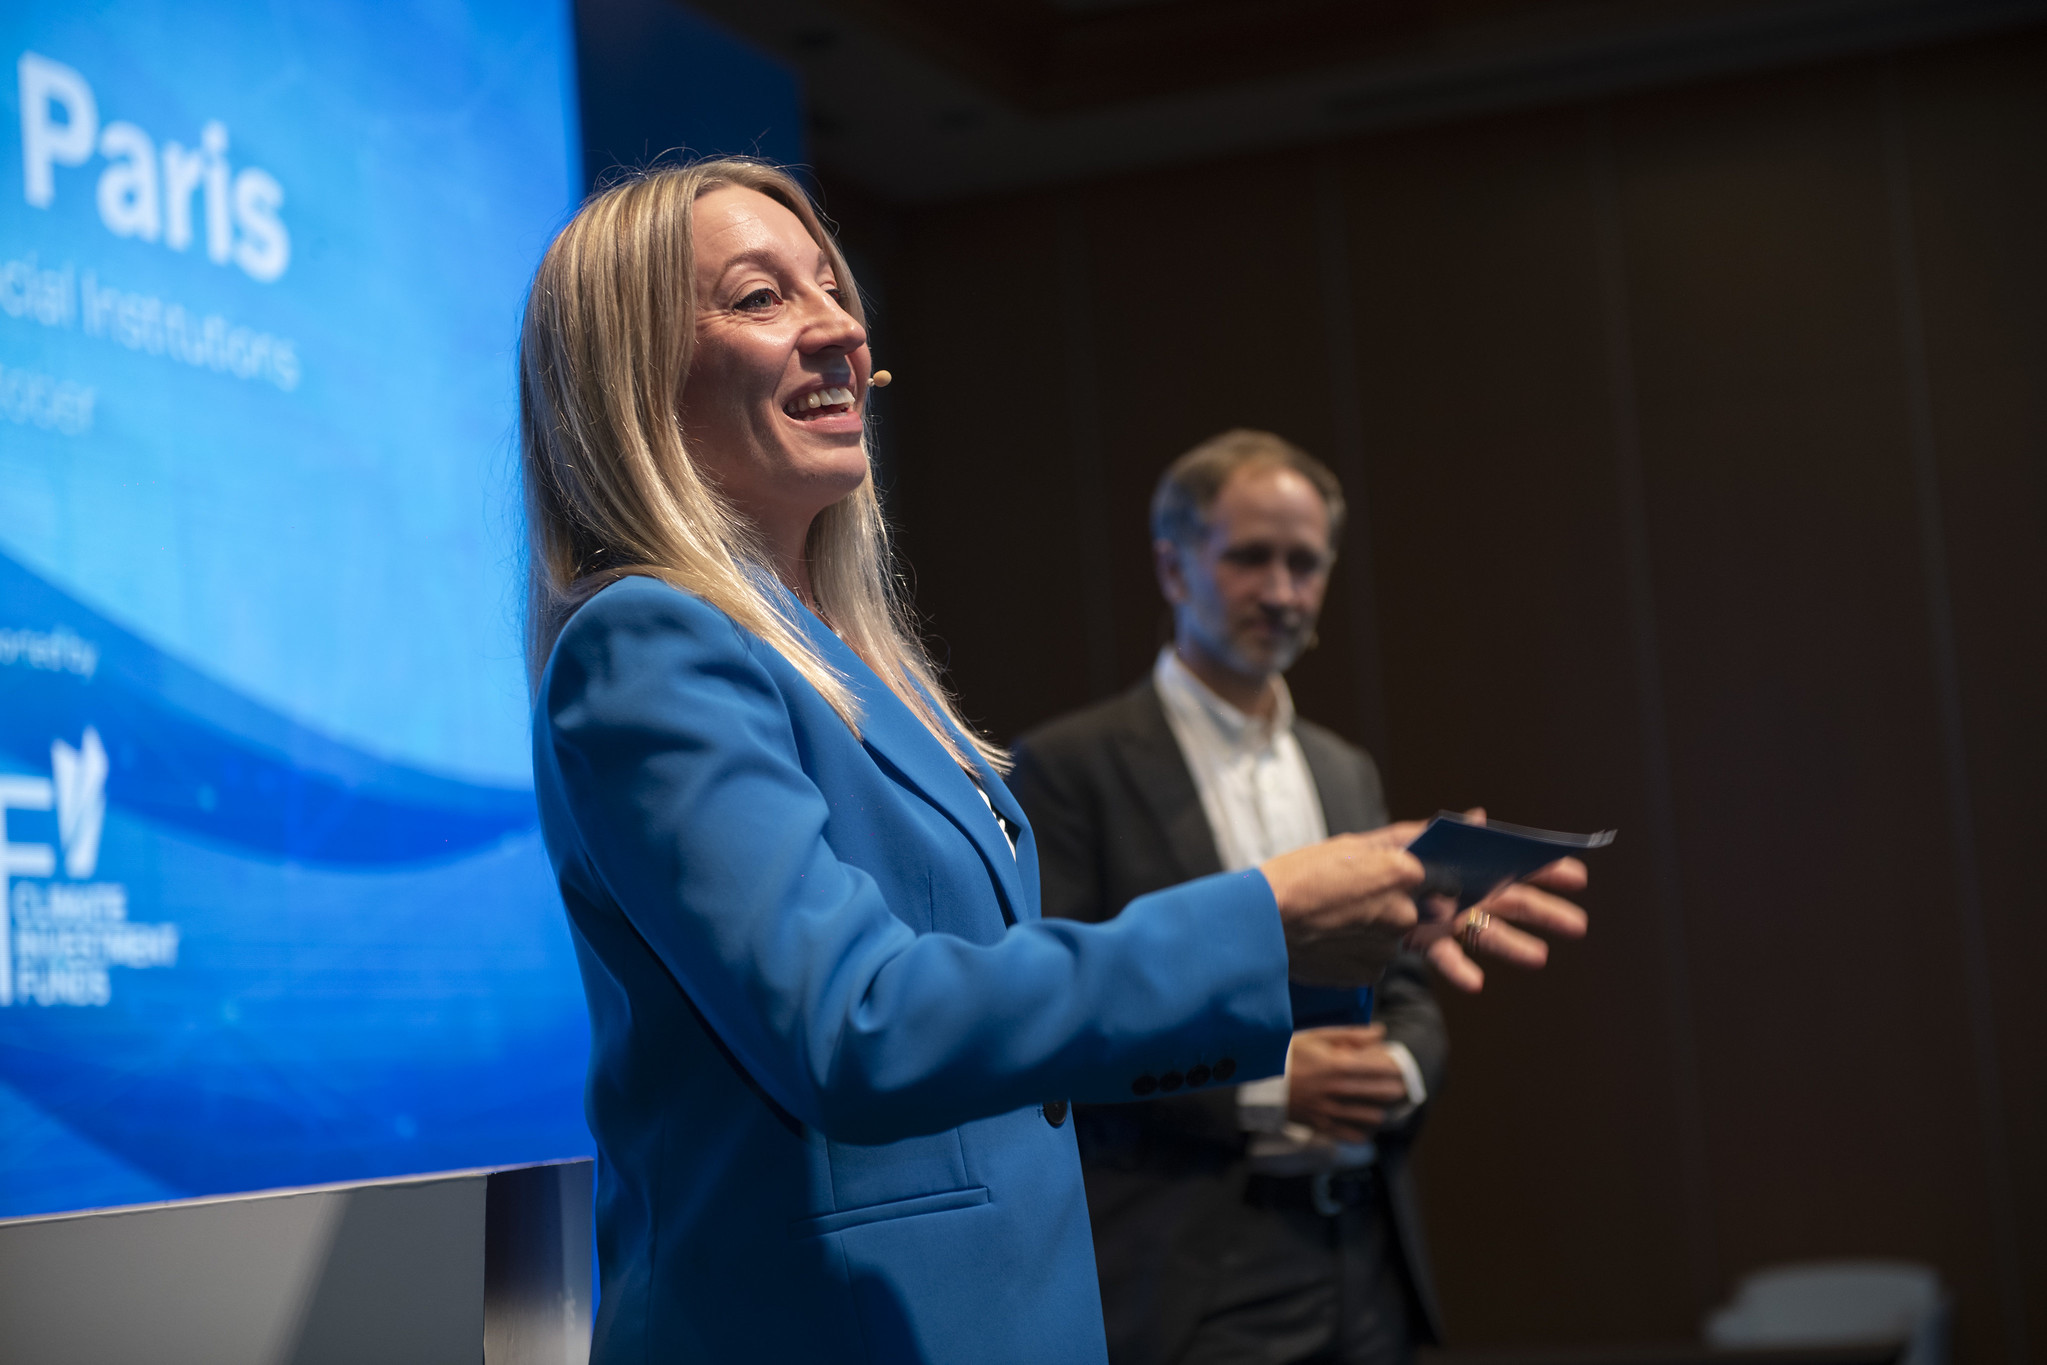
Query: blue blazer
533 576 1293 1364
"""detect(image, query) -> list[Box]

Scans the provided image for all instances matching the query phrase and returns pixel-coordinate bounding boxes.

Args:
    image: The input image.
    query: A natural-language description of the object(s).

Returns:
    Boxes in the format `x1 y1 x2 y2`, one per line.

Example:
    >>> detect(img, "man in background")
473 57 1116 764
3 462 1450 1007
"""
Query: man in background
1009 430 1445 1365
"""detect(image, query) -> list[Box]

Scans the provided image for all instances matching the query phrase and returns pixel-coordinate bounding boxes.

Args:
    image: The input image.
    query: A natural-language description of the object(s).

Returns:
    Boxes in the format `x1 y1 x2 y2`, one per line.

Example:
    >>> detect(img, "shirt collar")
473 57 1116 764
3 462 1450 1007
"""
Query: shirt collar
1153 645 1295 750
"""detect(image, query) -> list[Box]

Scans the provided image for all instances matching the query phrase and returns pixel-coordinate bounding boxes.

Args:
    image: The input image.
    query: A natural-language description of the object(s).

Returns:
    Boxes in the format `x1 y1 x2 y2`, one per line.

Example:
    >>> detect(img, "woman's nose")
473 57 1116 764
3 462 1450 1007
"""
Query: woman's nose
799 290 867 354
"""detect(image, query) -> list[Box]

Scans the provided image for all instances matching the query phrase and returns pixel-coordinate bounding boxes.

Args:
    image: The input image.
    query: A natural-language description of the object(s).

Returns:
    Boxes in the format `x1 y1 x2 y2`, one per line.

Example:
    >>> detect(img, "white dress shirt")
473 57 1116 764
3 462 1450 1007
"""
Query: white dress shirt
1152 647 1425 1175
976 785 1018 857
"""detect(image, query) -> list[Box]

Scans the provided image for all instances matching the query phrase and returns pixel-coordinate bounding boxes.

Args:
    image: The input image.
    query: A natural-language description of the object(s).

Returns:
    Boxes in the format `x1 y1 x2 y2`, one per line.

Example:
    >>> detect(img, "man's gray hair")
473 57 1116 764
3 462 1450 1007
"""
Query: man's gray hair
1149 429 1347 548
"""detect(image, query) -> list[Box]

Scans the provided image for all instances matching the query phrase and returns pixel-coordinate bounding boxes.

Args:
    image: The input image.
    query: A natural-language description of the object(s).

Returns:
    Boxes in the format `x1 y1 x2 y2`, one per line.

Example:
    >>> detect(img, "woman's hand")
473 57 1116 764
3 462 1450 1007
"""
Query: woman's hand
1260 823 1428 987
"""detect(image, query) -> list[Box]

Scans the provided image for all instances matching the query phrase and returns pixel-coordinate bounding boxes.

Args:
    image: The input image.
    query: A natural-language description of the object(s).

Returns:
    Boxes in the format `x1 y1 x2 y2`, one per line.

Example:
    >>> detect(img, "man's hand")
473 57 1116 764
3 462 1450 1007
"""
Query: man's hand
1287 1024 1410 1144
1414 857 1590 990
1260 823 1427 987
1403 808 1591 991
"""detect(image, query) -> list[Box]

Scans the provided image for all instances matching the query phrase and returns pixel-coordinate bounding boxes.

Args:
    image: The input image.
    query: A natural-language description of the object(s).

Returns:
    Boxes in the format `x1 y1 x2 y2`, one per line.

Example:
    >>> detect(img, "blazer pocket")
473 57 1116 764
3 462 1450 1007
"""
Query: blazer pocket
789 1186 990 1240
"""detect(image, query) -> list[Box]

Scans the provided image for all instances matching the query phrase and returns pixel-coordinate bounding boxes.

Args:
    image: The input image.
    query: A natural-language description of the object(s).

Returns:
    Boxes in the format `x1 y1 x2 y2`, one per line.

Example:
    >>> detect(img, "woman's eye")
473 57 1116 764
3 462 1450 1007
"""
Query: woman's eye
734 287 781 312
824 287 845 308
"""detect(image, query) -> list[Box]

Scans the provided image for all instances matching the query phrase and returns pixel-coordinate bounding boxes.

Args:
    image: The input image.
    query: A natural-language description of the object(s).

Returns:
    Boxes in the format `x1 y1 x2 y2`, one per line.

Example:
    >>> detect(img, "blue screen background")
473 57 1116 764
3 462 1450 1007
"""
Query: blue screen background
0 0 799 1219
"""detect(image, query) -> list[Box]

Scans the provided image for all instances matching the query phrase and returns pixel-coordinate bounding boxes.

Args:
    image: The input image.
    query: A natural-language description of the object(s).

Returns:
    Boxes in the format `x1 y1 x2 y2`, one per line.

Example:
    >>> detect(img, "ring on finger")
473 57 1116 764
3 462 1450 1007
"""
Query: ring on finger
1459 909 1493 954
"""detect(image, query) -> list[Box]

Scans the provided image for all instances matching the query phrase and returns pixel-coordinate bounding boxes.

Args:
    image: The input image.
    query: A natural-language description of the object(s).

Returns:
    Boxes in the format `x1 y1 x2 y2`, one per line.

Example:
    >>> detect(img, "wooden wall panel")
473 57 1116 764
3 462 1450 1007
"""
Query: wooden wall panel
1612 62 2010 1363
1900 36 2047 1361
879 196 1084 739
1337 108 1708 1341
1072 153 1376 737
854 27 2047 1365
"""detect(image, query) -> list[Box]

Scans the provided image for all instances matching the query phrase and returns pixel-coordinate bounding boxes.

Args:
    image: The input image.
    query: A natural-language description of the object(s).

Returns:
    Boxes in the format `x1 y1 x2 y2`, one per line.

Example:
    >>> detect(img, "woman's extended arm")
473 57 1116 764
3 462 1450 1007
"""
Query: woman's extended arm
538 581 1295 1144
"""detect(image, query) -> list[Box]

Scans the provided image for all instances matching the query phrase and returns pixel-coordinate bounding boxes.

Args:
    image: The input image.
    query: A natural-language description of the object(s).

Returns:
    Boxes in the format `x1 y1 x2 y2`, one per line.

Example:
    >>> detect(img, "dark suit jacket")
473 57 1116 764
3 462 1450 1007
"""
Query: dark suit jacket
1010 678 1447 1363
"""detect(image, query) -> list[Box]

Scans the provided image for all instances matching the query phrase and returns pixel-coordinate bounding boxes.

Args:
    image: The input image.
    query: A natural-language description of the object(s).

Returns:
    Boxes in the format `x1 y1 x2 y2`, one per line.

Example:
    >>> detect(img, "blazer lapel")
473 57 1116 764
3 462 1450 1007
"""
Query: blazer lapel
1110 682 1224 881
792 607 1028 926
1296 725 1381 835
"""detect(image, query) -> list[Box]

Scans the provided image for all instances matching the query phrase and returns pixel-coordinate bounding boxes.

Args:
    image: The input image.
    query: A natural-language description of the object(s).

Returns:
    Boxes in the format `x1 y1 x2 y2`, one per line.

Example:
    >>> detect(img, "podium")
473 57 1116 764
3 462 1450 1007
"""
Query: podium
0 1159 592 1365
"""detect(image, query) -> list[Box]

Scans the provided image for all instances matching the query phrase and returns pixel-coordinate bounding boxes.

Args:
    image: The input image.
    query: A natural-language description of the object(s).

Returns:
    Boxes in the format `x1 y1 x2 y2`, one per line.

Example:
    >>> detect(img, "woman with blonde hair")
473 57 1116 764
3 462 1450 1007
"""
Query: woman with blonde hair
520 159 1585 1364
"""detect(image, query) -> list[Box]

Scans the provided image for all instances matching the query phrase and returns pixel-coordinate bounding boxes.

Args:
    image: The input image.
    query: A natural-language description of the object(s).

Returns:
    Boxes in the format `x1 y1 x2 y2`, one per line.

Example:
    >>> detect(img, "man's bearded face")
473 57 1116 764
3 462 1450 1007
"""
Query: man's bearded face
1169 466 1334 683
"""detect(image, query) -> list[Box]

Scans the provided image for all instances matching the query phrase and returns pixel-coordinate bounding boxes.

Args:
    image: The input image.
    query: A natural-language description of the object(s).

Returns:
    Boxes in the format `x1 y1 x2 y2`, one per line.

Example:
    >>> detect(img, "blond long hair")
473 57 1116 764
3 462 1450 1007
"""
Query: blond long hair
520 159 1001 772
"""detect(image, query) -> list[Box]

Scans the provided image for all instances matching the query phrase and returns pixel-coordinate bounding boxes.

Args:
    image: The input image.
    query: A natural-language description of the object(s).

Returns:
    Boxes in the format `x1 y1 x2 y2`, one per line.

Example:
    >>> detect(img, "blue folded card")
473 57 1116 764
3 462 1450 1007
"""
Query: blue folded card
1406 813 1615 910
1283 817 1612 1029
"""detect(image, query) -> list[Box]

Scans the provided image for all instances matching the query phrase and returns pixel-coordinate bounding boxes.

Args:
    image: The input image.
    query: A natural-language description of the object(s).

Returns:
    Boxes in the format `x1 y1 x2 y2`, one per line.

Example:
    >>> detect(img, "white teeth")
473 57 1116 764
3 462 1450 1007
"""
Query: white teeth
787 387 856 415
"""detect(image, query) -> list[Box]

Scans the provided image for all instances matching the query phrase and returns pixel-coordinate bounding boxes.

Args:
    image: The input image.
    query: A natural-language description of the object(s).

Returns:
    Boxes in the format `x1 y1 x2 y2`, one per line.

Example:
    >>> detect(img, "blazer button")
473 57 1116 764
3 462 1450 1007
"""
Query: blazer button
1043 1100 1069 1128
1131 1074 1158 1097
1158 1070 1184 1092
1213 1058 1236 1081
1186 1064 1212 1087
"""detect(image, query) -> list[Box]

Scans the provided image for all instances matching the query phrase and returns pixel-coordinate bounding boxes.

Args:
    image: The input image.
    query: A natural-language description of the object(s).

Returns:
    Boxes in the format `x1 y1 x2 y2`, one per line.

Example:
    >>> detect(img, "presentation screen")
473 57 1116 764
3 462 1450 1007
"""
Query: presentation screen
0 0 592 1217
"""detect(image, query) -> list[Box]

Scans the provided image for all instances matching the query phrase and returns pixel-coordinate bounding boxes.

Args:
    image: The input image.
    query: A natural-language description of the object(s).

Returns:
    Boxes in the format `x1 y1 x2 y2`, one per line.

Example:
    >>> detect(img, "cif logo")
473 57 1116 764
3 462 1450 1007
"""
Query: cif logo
1 727 125 1008
0 725 104 879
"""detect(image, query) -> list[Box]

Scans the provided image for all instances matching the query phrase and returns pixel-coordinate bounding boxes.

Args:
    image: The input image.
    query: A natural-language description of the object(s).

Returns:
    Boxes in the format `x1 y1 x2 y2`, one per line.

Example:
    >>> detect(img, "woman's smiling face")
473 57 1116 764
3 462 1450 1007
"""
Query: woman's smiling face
682 185 874 559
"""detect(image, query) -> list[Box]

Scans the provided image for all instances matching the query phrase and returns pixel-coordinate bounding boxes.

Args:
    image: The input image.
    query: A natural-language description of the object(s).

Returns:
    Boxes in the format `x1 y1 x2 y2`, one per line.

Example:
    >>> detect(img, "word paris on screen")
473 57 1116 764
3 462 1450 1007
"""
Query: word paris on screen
22 51 290 282
0 1 591 1218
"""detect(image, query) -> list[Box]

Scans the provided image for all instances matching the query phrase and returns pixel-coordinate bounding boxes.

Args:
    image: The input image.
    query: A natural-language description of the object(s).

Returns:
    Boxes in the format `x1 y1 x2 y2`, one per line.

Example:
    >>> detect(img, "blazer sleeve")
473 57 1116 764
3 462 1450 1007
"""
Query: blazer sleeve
1374 951 1448 1133
1011 712 1253 1151
537 586 1293 1145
